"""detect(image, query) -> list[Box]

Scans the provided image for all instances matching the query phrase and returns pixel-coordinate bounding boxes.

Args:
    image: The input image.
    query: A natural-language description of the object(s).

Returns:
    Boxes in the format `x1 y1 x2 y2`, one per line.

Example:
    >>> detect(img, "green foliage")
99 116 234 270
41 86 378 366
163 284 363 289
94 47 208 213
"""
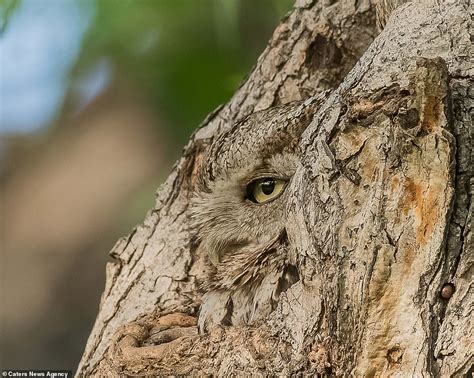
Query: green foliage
0 0 20 33
77 0 293 145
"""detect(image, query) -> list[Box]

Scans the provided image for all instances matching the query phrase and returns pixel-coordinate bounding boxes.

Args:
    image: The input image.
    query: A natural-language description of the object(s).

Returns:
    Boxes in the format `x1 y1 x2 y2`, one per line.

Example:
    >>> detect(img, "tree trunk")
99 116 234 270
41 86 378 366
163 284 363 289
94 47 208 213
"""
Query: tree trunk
77 0 472 376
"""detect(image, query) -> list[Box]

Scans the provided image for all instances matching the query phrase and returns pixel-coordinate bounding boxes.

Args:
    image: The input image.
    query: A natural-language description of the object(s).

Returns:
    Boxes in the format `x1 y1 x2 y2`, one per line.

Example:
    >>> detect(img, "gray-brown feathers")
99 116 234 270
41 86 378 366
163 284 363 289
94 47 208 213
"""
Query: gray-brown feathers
190 100 317 332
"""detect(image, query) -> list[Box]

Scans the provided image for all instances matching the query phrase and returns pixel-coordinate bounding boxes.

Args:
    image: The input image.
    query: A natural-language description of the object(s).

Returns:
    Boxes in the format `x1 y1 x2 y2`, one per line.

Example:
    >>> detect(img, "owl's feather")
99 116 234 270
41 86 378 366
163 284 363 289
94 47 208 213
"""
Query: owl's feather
190 99 319 331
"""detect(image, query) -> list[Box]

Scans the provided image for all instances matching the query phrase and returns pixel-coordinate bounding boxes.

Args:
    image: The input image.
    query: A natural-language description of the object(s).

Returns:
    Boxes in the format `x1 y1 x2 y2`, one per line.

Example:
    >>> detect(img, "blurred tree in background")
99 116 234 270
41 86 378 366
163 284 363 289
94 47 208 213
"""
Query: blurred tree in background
76 0 293 145
0 0 292 370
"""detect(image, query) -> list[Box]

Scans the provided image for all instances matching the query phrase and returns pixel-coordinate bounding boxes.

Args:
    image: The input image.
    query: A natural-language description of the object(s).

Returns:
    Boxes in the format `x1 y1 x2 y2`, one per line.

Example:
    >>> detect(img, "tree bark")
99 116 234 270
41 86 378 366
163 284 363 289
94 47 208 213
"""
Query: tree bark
77 0 472 376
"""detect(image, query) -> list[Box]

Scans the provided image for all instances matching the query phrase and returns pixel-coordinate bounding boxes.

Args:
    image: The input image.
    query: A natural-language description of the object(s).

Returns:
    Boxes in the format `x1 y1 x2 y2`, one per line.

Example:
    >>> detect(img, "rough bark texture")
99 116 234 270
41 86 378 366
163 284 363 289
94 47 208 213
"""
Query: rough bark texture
78 0 472 375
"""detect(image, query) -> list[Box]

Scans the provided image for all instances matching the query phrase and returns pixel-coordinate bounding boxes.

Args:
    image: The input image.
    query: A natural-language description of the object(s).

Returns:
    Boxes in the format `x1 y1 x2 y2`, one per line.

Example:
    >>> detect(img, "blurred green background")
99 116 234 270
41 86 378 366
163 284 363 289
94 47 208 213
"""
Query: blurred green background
0 0 292 370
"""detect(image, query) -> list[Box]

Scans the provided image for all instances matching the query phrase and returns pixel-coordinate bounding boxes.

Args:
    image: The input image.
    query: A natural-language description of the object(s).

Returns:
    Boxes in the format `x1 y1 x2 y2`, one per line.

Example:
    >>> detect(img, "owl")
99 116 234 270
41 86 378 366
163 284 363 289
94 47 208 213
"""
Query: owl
102 99 320 376
191 99 318 332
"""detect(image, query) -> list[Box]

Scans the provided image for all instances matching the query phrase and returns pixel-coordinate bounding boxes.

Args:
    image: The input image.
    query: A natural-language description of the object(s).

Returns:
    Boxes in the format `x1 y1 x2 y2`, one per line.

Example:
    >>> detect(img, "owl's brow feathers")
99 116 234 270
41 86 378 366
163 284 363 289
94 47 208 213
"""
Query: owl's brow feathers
197 99 318 191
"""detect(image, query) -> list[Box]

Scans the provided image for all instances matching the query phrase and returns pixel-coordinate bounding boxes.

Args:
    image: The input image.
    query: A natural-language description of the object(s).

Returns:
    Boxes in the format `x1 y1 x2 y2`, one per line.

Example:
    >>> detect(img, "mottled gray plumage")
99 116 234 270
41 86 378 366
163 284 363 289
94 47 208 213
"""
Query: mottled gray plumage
190 99 318 332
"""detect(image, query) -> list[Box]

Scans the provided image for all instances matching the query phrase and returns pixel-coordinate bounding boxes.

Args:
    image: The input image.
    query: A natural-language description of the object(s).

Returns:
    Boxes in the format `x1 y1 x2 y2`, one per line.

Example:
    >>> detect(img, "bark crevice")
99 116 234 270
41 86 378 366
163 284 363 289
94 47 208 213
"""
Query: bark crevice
77 0 472 375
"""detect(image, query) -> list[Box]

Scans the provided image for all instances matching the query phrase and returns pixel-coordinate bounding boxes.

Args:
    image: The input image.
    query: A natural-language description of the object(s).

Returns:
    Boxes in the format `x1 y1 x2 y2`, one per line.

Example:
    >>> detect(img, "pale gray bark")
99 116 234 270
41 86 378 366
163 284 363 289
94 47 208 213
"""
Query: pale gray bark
77 0 472 375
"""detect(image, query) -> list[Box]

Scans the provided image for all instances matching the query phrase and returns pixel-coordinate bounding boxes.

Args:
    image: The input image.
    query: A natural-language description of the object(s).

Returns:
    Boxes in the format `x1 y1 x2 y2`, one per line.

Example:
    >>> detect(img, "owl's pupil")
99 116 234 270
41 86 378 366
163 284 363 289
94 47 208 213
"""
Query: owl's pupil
261 179 275 195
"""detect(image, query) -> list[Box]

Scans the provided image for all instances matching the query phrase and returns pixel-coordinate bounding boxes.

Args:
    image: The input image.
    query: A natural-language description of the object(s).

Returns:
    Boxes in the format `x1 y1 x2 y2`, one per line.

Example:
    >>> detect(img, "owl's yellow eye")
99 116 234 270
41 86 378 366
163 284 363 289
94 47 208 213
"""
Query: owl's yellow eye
247 177 286 204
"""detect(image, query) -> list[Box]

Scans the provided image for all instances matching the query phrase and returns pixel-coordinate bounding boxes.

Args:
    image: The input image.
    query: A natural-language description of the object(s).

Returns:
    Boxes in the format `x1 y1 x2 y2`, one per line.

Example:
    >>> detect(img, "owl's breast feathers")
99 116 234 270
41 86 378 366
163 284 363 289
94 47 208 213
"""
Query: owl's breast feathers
198 231 299 331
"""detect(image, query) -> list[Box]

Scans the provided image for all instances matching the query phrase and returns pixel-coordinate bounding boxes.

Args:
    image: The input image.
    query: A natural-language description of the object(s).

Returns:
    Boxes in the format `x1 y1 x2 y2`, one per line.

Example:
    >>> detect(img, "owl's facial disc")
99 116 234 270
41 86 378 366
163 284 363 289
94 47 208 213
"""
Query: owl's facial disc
245 177 287 204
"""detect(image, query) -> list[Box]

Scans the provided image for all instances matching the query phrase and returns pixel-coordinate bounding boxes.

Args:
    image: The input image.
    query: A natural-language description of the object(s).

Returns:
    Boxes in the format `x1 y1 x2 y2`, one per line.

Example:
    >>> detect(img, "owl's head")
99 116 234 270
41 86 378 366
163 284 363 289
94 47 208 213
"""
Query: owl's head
190 99 317 329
